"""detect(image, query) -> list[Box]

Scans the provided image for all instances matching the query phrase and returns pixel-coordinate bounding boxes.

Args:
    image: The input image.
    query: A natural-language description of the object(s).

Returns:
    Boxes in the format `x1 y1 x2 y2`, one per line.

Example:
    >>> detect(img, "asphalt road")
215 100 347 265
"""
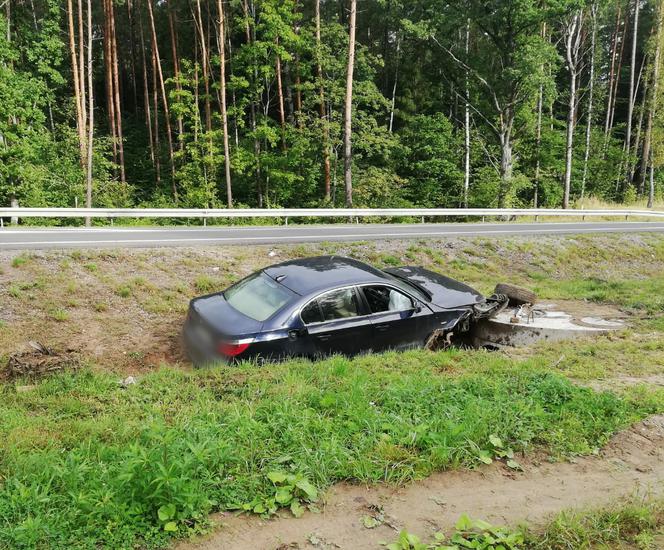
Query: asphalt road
1 221 664 250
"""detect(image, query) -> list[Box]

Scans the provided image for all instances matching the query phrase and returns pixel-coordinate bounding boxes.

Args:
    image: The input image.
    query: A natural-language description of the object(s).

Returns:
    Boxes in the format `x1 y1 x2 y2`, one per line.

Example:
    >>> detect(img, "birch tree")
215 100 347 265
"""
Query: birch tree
343 0 357 208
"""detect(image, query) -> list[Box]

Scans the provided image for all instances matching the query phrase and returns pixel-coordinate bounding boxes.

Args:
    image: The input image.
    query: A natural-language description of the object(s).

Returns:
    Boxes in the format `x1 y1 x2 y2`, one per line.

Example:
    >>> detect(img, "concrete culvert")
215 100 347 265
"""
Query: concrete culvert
494 283 537 305
471 303 626 348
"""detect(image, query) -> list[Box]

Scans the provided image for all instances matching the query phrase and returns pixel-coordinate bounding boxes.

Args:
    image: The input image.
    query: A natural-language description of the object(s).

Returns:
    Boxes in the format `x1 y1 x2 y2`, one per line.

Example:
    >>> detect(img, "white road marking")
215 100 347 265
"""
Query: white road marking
5 225 664 247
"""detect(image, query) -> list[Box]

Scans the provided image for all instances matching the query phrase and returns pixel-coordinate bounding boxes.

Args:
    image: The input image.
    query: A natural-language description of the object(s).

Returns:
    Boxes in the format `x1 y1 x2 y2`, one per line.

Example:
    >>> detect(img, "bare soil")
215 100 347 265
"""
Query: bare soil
180 415 664 550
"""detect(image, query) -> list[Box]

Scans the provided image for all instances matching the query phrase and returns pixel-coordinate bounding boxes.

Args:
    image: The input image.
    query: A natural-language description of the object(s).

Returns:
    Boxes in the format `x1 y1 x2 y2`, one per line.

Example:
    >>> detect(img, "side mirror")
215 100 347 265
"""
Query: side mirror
414 303 423 313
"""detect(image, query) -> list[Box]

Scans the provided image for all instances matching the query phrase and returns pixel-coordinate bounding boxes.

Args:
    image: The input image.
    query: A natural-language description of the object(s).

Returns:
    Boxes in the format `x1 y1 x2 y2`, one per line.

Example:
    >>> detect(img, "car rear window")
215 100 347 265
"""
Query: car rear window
224 272 294 321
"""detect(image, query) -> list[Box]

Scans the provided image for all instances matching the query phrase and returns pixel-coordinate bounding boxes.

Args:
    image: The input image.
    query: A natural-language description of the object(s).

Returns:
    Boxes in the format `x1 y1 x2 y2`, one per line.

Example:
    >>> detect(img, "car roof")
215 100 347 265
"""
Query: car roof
263 255 390 295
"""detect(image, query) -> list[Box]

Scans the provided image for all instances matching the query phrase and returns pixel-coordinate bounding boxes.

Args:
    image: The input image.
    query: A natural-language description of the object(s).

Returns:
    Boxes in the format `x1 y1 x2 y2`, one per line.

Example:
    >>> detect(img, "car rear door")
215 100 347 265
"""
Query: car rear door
359 285 427 352
302 287 373 357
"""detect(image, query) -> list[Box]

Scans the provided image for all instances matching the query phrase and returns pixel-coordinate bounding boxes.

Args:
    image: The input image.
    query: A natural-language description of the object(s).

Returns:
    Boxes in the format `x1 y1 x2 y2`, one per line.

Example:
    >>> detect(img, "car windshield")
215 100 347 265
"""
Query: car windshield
224 272 294 321
381 271 430 302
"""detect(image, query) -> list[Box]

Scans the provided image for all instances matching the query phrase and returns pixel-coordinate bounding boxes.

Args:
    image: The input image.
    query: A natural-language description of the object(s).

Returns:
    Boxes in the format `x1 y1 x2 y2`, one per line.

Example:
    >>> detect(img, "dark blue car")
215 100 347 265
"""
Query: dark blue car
183 255 507 365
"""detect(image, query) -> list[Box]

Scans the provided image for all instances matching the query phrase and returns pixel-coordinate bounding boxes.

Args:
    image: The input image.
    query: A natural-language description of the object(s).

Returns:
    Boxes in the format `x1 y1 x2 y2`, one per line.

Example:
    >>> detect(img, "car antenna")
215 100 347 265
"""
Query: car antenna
275 274 287 282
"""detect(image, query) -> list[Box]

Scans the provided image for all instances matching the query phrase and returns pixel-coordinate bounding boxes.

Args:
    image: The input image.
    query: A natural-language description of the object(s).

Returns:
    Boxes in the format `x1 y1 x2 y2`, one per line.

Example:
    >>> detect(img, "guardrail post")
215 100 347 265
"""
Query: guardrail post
285 217 289 226
0 217 3 228
356 216 359 224
535 215 539 222
110 218 114 227
482 216 485 223
203 218 207 227
421 216 424 224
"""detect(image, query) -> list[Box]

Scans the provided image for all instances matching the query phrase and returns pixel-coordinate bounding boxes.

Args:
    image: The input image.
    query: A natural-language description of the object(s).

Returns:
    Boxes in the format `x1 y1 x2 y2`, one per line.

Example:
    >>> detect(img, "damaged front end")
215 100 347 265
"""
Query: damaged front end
426 293 509 351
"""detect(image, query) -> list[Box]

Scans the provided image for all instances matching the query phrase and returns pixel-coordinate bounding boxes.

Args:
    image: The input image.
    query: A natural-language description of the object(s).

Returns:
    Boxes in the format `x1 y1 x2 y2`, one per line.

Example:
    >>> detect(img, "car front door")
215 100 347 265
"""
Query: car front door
301 287 373 357
359 285 427 352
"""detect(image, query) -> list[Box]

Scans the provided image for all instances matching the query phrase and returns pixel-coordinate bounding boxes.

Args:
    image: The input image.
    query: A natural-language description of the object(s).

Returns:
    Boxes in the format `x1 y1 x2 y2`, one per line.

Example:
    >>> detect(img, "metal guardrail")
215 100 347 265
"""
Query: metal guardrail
1 207 664 221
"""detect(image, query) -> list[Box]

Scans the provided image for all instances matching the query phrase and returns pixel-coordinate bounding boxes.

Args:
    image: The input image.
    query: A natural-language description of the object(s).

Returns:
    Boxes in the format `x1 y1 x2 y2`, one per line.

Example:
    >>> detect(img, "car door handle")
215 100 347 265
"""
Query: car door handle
316 334 331 341
375 324 390 331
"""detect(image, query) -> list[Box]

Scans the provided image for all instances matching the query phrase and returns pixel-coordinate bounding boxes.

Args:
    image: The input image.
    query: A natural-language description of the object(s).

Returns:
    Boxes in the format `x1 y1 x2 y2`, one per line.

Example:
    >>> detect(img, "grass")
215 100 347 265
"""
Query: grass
528 496 664 549
0 350 662 548
388 496 664 549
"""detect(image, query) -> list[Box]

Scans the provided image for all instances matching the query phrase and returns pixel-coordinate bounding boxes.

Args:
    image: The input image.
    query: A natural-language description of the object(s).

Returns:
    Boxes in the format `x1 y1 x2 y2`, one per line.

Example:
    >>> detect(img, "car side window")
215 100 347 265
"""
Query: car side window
301 300 323 324
317 288 360 321
363 285 414 313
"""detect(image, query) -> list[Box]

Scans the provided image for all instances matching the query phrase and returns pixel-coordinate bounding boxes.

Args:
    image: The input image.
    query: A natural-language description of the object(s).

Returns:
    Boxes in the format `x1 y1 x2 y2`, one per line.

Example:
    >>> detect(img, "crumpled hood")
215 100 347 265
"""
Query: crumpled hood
385 266 485 309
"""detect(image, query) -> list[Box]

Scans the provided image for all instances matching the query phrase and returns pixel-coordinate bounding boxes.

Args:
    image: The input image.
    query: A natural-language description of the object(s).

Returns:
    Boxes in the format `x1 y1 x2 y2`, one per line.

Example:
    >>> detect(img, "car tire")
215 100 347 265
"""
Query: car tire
494 283 537 305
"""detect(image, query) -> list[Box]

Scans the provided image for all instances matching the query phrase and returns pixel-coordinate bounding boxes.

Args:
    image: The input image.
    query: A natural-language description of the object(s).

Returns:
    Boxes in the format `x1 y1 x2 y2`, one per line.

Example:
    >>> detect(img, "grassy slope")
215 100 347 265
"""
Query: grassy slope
0 234 664 548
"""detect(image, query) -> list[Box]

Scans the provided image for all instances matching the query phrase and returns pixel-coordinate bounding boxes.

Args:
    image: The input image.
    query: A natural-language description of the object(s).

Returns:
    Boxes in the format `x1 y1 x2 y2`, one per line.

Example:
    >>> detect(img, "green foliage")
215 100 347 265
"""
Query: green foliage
240 471 319 517
386 516 524 549
0 354 660 548
1 0 662 211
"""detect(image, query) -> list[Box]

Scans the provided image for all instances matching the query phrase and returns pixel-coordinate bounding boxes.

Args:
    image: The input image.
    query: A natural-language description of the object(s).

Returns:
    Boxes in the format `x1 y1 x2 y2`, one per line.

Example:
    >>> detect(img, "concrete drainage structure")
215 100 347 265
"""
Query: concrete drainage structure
471 303 626 348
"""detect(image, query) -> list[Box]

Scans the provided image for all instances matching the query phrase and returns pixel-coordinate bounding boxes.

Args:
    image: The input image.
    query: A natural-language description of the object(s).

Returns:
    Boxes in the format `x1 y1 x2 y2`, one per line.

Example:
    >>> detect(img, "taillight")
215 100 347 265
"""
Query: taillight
218 341 250 357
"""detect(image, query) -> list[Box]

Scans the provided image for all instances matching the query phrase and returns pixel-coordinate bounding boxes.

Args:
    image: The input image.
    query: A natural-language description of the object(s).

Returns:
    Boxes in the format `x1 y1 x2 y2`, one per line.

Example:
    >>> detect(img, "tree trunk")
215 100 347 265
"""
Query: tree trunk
315 0 331 201
66 0 86 167
217 0 233 207
624 0 640 187
137 0 158 183
103 0 116 168
388 35 401 134
109 0 126 183
343 0 357 208
534 22 546 208
642 0 663 205
581 4 597 202
167 1 185 152
275 36 287 150
563 10 583 209
127 0 139 113
242 0 263 207
463 19 470 207
151 29 162 186
607 8 629 145
146 0 177 198
86 0 94 224
194 0 212 135
498 121 513 208
604 1 622 137
77 0 86 134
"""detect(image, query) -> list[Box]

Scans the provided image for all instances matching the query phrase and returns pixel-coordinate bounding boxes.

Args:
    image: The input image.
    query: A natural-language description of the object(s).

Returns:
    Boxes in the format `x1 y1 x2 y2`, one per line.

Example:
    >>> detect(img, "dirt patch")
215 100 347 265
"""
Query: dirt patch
179 415 664 550
585 373 664 392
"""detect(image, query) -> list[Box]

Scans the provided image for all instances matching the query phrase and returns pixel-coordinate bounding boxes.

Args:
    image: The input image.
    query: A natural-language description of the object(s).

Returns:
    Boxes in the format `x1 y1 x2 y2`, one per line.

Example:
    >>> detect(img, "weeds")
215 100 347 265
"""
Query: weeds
194 274 224 293
11 255 29 268
386 516 524 549
49 308 69 322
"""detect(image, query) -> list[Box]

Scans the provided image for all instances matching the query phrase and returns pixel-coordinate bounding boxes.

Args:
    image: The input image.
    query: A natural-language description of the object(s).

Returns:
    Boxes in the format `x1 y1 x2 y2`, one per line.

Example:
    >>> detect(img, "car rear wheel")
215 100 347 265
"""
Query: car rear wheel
494 283 537 305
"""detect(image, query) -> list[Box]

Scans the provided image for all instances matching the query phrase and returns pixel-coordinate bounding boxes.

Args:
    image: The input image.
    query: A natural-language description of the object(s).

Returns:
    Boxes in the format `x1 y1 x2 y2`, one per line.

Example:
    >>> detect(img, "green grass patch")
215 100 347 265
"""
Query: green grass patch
48 308 69 322
535 277 664 312
528 496 664 549
0 351 662 548
10 255 30 268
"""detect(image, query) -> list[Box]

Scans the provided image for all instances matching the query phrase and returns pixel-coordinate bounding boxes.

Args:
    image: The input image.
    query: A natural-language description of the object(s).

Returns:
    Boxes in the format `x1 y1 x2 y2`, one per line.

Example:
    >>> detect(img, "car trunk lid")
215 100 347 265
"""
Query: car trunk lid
190 293 263 339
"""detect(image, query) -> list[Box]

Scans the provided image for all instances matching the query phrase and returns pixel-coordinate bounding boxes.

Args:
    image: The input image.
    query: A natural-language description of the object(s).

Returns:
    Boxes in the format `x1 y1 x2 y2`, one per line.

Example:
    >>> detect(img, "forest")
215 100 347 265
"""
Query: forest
1 0 663 211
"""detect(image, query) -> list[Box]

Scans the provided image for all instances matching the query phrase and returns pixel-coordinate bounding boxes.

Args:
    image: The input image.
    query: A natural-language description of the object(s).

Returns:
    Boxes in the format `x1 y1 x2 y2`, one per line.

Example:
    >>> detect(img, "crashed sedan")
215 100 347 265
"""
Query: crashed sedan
183 255 508 365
